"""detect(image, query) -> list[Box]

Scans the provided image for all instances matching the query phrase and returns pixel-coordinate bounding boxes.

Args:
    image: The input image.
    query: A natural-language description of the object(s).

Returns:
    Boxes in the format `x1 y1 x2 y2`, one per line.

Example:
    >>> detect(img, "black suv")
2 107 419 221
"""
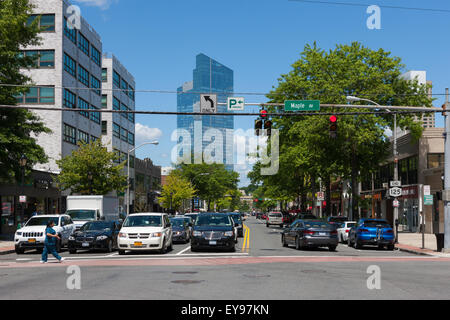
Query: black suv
191 213 236 252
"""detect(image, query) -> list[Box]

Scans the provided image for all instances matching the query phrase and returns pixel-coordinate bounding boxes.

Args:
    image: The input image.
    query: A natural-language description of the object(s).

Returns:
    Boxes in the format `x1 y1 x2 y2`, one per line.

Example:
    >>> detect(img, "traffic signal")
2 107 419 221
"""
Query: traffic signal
260 109 268 119
255 119 263 136
329 115 338 138
264 120 273 137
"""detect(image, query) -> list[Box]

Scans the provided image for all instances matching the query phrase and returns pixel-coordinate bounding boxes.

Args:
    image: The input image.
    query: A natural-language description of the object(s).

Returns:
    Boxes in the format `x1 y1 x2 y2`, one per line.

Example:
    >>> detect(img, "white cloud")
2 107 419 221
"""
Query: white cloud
75 0 118 10
135 123 163 144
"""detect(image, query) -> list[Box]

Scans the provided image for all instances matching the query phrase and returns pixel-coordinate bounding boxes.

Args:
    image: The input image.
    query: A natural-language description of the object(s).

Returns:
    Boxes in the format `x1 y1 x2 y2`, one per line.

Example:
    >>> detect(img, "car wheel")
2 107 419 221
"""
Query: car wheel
106 240 113 253
168 239 173 252
387 244 395 251
378 245 384 250
15 248 25 254
69 249 77 254
295 237 301 250
355 240 363 249
191 246 197 252
282 235 288 248
230 245 236 252
329 245 337 252
118 249 126 255
347 237 353 248
341 235 345 244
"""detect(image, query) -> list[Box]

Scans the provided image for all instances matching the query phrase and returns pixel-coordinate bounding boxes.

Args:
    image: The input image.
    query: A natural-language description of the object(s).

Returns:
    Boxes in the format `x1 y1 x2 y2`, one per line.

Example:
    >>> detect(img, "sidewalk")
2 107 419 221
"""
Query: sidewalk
396 233 450 257
0 241 15 255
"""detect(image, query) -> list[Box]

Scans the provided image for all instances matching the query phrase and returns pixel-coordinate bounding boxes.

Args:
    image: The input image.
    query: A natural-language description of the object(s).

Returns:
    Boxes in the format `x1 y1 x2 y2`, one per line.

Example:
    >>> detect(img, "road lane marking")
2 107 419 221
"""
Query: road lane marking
177 246 191 255
241 224 249 252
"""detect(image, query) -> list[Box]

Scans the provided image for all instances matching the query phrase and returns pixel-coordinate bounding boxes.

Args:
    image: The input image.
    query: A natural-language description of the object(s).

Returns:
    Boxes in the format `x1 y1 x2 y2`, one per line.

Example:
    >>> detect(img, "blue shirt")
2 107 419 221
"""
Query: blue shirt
45 227 56 245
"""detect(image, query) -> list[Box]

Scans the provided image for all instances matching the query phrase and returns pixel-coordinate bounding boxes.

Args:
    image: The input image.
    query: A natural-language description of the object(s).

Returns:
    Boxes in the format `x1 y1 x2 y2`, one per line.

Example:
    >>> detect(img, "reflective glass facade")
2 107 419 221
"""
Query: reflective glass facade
177 54 234 170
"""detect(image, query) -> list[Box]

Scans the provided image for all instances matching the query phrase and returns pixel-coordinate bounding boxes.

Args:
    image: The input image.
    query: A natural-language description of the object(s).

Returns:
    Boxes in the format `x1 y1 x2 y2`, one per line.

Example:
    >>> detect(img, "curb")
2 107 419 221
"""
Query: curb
396 246 435 256
0 249 15 256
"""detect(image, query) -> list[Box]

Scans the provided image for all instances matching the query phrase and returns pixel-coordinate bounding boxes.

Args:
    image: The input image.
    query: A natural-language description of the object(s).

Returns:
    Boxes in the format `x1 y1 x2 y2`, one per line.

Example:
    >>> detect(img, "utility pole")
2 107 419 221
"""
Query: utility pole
444 88 450 252
393 113 399 242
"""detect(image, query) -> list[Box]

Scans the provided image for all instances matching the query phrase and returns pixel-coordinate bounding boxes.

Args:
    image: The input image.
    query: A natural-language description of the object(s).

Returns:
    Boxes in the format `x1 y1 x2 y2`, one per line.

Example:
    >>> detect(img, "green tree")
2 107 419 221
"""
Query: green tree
0 0 51 182
56 140 127 195
159 172 195 213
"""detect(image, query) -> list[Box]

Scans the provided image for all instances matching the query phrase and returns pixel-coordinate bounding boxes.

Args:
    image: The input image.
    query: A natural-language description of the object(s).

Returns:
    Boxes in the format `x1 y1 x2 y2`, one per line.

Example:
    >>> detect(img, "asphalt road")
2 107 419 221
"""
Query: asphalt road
1 216 450 300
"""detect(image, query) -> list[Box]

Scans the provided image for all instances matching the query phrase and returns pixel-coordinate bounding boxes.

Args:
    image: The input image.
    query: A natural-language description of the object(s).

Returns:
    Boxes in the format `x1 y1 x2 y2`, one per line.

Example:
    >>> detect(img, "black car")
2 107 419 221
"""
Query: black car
68 220 121 253
328 216 348 225
295 213 318 220
228 213 244 237
191 213 236 252
281 219 338 251
170 217 190 243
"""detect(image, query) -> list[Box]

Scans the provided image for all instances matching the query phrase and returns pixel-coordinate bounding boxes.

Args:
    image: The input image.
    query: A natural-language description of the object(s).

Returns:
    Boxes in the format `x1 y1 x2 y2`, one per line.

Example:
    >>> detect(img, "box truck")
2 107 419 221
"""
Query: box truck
66 195 121 229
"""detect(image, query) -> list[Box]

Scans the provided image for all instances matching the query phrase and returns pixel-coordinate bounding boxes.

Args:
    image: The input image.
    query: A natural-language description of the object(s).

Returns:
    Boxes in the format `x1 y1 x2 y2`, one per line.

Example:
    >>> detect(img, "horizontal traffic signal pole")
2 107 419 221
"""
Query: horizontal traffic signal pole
0 104 441 116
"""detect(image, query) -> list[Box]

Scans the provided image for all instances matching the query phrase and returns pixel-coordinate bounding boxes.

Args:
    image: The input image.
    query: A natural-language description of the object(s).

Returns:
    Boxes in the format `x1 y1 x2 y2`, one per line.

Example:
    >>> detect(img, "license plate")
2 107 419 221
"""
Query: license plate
28 238 36 243
134 242 143 247
209 241 217 246
319 232 327 236
82 242 90 247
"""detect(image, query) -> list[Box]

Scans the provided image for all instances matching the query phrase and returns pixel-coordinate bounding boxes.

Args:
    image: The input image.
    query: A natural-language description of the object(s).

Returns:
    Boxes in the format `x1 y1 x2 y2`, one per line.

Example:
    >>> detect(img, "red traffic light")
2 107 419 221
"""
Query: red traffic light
330 115 337 123
260 110 268 118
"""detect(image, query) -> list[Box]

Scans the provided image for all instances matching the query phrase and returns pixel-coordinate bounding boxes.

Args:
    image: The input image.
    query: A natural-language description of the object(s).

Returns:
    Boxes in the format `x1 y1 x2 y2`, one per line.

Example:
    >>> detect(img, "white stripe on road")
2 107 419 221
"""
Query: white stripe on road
176 246 191 255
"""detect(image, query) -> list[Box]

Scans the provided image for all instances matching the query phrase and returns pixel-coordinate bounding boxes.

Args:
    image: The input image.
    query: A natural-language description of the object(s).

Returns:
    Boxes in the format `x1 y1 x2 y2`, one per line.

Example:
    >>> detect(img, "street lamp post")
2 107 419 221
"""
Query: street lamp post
347 96 398 235
19 154 27 226
126 141 159 216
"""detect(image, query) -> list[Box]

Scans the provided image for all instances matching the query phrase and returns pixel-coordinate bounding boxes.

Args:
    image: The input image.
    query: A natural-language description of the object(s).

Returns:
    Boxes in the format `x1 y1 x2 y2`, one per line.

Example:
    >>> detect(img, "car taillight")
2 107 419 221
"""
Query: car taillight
359 229 369 233
304 230 315 235
385 229 393 234
330 230 337 235
345 229 349 233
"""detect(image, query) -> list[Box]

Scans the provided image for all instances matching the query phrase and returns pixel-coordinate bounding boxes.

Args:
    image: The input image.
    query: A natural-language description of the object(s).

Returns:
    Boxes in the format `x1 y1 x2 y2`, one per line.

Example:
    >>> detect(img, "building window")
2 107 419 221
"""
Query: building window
128 85 135 101
428 154 444 169
91 75 101 95
15 87 54 104
129 155 135 169
113 97 120 111
128 109 134 123
78 33 90 56
78 64 90 87
121 103 128 119
27 14 55 32
90 105 101 124
113 149 120 164
91 46 101 67
120 127 128 142
63 89 76 109
78 130 89 144
78 97 90 118
64 18 77 44
21 50 55 68
64 53 76 78
102 121 107 135
128 132 135 146
121 78 128 94
63 123 77 145
102 68 108 82
91 135 98 143
101 95 108 109
113 123 120 138
113 70 120 88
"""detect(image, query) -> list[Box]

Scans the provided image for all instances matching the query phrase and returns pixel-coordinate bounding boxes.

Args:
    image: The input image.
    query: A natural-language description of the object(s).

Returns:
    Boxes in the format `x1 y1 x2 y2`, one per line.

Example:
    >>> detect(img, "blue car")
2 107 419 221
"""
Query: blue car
347 219 395 250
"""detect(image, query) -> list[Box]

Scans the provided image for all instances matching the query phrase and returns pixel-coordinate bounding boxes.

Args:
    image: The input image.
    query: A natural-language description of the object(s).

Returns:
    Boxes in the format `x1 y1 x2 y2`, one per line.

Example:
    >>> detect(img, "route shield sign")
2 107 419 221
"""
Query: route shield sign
200 94 217 113
285 100 320 112
389 187 402 198
227 97 245 111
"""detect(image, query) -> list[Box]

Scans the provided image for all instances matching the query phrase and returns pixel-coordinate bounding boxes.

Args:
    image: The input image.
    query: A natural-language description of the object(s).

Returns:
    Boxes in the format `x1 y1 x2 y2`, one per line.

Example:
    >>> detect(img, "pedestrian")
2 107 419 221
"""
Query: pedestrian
40 220 65 264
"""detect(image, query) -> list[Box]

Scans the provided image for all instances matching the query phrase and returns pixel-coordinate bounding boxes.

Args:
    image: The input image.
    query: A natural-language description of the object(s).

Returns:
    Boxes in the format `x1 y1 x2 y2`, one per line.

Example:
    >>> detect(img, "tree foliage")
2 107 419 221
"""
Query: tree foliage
0 0 50 182
56 140 127 195
159 172 195 212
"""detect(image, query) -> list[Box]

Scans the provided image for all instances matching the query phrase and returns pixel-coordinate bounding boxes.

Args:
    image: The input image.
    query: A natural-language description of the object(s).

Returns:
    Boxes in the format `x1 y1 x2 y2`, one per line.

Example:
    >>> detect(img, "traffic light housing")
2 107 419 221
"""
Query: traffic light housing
255 119 263 136
264 120 273 137
329 115 337 138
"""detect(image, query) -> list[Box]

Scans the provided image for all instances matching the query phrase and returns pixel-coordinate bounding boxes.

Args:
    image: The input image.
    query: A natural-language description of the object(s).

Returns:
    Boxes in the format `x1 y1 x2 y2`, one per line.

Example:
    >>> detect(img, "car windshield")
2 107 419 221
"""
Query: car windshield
123 215 162 227
269 213 282 217
185 214 198 222
170 219 186 227
26 217 59 227
195 215 232 227
80 222 112 231
304 221 329 229
329 217 347 222
230 215 242 223
346 222 356 228
67 210 96 221
300 215 317 219
364 221 391 228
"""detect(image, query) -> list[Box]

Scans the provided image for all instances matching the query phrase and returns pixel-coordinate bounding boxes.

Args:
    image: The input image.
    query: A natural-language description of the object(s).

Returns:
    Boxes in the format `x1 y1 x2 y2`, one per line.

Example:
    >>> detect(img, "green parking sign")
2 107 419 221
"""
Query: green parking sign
424 195 433 206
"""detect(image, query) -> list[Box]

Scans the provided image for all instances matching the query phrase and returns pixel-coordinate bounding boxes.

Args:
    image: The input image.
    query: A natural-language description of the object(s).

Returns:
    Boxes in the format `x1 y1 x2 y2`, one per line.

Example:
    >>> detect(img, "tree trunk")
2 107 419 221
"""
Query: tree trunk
311 175 317 216
325 175 331 217
351 149 359 221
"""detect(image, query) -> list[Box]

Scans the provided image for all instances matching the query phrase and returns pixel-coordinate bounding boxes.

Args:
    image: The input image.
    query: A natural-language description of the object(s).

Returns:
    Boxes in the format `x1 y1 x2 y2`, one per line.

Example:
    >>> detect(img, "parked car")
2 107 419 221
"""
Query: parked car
191 213 236 252
267 212 284 228
336 221 356 243
228 212 244 237
347 219 395 250
118 213 173 255
282 213 294 225
295 213 318 220
170 217 190 243
14 215 76 254
180 216 194 234
184 213 199 225
281 219 338 251
68 220 121 253
327 216 349 229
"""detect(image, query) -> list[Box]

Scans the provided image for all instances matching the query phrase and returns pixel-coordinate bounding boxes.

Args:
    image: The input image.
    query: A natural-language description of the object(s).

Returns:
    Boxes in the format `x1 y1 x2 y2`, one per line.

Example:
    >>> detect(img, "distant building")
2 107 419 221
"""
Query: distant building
177 54 234 171
134 158 161 213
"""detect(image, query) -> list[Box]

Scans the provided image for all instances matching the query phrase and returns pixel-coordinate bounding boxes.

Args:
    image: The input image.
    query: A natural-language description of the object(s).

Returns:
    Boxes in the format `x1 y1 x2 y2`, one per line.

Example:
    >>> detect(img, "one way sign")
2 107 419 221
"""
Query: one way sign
200 94 217 113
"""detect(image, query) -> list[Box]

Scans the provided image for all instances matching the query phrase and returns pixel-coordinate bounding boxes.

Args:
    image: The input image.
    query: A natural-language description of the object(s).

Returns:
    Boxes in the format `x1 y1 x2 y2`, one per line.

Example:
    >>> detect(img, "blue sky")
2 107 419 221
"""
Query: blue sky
75 0 450 186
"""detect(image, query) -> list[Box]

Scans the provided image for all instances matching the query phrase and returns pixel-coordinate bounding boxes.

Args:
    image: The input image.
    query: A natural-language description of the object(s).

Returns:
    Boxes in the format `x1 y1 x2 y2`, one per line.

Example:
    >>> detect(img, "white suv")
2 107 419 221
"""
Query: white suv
118 213 173 254
14 215 76 254
266 212 284 228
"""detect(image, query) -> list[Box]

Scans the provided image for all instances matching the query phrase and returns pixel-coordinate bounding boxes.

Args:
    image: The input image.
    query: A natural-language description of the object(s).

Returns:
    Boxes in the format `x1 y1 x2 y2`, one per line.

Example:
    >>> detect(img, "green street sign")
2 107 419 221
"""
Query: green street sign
285 100 320 112
424 195 433 206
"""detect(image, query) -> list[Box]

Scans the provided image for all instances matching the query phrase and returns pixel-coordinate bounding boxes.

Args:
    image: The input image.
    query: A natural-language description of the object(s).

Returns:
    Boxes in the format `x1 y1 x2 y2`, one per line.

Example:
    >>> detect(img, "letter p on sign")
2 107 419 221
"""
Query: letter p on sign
228 97 245 111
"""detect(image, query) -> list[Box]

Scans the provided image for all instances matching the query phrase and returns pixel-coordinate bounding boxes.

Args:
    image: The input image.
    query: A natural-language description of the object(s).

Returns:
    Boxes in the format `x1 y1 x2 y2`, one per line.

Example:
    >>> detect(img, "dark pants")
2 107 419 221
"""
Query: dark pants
41 244 61 262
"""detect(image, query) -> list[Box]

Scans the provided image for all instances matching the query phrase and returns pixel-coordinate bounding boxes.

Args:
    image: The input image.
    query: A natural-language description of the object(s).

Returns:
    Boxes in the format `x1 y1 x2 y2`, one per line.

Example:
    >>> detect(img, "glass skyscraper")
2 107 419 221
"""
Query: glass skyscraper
177 54 234 170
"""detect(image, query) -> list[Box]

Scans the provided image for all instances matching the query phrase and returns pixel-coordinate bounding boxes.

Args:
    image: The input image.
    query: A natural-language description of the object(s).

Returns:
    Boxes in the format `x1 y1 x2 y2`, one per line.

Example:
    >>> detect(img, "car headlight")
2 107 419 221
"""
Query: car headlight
16 232 22 236
151 232 162 238
69 236 75 241
175 231 182 235
224 231 234 237
97 235 108 241
119 232 127 238
193 231 202 237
